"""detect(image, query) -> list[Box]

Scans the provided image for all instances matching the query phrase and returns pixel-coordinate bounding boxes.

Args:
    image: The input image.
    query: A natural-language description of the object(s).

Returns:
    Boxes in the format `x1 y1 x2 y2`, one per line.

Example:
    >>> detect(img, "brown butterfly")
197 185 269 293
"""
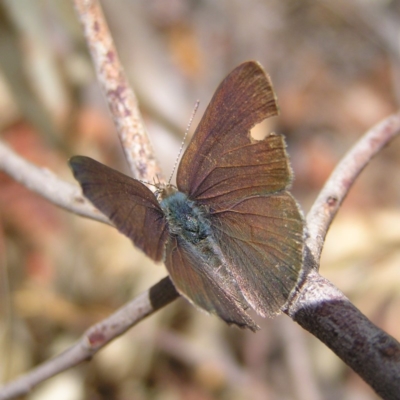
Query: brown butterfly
70 61 304 331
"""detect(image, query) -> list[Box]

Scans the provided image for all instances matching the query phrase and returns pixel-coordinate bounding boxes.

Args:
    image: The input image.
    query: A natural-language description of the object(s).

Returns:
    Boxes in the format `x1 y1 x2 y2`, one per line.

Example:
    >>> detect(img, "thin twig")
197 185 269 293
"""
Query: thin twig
72 0 163 183
0 277 178 400
306 111 400 263
0 141 109 225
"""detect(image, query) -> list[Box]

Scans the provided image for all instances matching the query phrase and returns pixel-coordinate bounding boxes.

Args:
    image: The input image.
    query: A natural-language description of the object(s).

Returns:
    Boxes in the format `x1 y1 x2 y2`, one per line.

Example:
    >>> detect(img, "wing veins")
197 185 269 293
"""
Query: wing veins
229 237 296 298
194 161 286 192
213 222 301 247
213 221 299 261
196 183 287 201
212 207 301 222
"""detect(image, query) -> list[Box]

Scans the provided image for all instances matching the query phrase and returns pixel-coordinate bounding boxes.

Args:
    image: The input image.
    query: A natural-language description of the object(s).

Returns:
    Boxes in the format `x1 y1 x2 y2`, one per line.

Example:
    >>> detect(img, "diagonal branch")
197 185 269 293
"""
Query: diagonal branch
306 111 400 263
0 140 109 224
290 268 400 400
72 0 163 183
0 277 178 400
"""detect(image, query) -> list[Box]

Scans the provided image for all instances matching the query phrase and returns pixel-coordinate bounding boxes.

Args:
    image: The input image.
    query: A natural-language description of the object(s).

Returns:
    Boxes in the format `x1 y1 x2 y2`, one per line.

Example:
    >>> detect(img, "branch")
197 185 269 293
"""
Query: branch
72 0 163 183
1 111 399 399
306 111 400 263
0 277 178 400
0 141 109 225
289 111 400 399
289 269 400 400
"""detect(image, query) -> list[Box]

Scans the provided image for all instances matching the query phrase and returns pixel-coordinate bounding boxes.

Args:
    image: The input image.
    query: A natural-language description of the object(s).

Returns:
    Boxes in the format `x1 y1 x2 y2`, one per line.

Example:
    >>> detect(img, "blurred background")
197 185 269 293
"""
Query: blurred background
0 0 400 399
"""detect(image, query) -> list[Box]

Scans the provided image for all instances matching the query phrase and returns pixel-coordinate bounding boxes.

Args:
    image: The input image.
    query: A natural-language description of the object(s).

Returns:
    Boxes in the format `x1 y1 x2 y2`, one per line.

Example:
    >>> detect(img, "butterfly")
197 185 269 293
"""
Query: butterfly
69 61 304 331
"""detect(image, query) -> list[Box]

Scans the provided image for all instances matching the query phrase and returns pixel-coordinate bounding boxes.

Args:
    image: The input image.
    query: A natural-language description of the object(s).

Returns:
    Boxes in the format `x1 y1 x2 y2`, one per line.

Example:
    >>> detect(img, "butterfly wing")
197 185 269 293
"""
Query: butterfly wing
209 194 304 317
165 236 258 331
69 156 168 261
177 61 289 207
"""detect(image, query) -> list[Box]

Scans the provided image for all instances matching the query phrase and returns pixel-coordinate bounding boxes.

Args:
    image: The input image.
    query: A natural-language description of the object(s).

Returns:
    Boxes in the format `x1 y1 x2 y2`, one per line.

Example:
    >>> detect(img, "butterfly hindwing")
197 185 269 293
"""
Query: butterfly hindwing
165 236 259 331
69 156 168 261
209 193 304 317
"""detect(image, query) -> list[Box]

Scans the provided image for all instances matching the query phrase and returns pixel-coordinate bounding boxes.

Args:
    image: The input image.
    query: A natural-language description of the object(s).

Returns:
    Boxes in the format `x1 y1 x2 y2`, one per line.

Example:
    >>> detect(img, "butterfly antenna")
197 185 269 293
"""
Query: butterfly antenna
168 100 200 184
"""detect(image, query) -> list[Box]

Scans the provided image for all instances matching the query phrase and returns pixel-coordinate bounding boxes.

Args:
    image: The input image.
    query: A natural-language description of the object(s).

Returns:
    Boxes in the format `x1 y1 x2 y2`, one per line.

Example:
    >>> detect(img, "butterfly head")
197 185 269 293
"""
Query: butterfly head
155 183 178 202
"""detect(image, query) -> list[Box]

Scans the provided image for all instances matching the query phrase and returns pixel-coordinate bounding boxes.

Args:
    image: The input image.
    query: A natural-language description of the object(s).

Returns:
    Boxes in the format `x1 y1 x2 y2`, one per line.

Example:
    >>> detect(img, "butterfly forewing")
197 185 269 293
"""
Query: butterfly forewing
69 156 168 261
177 61 286 207
210 194 304 317
165 236 259 331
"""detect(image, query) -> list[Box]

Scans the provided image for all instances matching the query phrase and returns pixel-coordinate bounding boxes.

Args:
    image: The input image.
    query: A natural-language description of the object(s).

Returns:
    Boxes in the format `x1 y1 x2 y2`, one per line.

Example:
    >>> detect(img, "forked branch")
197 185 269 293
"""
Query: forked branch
1 109 399 399
0 0 399 398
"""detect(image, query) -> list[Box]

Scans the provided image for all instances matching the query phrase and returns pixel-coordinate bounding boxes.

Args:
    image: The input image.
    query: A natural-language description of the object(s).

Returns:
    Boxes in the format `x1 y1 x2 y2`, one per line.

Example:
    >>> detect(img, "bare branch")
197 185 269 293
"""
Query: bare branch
72 0 163 183
306 111 400 263
0 141 109 224
289 111 400 399
0 277 179 400
289 269 400 400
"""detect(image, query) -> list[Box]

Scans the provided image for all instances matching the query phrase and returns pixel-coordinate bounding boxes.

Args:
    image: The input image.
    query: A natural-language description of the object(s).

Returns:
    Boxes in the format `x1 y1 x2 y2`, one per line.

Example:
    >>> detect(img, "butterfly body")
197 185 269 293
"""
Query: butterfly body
160 189 246 307
69 61 304 331
160 189 211 245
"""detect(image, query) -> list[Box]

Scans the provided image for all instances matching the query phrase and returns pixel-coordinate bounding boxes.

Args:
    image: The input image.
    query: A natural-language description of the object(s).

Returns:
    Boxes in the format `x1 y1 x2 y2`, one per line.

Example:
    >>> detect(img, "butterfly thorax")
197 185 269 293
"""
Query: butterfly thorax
160 190 212 246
